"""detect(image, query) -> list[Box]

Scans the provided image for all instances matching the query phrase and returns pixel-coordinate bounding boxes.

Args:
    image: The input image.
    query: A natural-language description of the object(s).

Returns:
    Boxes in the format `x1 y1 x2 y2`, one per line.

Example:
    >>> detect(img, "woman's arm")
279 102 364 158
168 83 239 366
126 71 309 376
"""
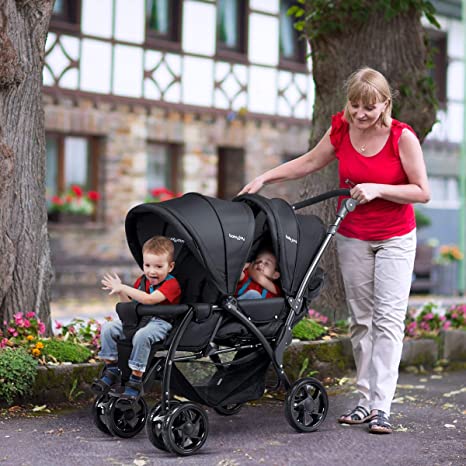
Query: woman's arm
239 128 336 195
349 129 431 205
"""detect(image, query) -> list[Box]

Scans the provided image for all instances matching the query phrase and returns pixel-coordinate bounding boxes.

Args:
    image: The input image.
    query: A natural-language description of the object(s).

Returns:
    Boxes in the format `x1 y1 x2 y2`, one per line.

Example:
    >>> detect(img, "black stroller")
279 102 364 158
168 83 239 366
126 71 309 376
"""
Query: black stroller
92 190 355 456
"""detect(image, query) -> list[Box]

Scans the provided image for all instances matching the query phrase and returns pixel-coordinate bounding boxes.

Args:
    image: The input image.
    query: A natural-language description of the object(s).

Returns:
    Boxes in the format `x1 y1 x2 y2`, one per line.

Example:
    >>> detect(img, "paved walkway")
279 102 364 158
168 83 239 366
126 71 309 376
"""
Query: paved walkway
1 371 465 465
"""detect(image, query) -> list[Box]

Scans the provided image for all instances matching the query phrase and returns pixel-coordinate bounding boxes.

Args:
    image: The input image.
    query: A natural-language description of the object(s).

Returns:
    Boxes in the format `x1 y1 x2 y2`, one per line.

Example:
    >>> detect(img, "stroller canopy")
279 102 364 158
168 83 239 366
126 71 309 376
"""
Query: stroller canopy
235 194 326 296
125 193 255 296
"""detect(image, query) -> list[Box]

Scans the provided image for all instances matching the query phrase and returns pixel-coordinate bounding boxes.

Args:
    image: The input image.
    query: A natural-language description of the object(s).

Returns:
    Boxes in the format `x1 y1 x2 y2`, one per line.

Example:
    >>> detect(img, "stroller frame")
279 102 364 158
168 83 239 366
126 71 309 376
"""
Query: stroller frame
92 189 356 455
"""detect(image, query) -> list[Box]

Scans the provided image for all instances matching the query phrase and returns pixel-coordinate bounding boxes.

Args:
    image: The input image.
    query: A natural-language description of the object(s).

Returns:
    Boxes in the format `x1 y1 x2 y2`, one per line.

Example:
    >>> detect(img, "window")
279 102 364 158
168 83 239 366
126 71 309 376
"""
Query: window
147 142 182 194
217 0 247 59
427 29 447 107
279 0 307 69
427 176 459 209
50 0 81 33
217 147 244 200
146 0 182 49
46 134 100 219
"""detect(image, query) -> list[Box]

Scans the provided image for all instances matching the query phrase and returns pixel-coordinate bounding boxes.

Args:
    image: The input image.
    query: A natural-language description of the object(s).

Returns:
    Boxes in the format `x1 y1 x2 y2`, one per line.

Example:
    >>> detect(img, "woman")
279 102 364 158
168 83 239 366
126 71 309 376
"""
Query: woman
239 67 430 434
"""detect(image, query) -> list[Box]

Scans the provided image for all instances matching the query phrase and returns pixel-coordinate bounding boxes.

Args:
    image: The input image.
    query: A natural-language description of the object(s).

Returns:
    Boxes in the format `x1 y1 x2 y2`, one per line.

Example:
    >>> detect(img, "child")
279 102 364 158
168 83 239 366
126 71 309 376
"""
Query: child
236 249 281 299
92 236 181 401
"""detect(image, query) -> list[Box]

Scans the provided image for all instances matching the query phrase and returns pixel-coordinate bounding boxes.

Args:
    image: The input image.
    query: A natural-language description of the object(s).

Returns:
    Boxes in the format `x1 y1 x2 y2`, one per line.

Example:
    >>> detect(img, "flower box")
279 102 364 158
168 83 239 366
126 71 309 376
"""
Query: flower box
47 185 99 223
48 211 91 224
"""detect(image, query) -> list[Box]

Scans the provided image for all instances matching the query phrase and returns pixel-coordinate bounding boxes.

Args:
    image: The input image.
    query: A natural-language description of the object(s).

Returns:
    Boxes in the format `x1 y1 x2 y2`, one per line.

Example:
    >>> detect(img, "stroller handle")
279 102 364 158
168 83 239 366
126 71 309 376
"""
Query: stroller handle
292 189 351 211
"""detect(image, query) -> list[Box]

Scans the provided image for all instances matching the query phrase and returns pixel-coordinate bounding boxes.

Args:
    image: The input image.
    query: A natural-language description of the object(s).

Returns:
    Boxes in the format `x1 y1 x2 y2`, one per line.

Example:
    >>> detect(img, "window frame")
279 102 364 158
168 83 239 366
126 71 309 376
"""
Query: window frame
215 0 248 64
46 132 101 222
145 0 183 53
146 140 183 194
278 0 308 72
49 0 81 34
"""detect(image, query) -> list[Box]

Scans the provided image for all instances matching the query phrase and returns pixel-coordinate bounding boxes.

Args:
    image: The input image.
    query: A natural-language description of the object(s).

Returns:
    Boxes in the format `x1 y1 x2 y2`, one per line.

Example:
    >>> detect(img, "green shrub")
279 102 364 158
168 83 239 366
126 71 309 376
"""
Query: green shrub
0 347 38 405
40 340 92 363
292 318 327 341
414 209 431 229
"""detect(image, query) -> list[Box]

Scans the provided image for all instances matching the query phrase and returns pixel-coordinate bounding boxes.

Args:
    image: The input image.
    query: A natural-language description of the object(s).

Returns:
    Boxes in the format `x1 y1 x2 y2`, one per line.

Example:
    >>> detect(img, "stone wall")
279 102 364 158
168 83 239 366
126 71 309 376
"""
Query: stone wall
45 96 311 297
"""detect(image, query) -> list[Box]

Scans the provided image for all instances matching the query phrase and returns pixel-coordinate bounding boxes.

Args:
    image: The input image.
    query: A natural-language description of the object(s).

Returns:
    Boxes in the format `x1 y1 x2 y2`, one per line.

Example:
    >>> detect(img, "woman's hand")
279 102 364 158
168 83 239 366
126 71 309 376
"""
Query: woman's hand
101 273 123 295
350 183 380 204
238 176 265 195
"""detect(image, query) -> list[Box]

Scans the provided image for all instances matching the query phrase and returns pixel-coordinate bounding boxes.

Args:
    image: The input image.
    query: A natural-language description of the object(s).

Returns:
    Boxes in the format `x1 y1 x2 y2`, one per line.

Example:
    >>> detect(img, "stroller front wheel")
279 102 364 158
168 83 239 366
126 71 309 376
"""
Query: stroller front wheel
162 402 209 456
284 377 328 432
91 394 112 435
146 400 181 451
106 396 148 438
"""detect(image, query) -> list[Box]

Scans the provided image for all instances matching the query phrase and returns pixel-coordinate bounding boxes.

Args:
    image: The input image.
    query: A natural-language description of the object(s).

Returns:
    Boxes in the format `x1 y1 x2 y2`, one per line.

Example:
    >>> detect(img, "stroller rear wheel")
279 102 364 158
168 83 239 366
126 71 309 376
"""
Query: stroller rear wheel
106 396 148 438
162 402 209 456
285 377 328 432
213 403 243 416
91 394 112 435
146 400 180 451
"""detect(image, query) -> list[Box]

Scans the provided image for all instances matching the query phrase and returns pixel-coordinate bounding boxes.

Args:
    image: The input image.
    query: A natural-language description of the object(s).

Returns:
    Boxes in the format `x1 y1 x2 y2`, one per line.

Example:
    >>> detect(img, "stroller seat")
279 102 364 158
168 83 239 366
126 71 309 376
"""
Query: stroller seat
215 297 287 342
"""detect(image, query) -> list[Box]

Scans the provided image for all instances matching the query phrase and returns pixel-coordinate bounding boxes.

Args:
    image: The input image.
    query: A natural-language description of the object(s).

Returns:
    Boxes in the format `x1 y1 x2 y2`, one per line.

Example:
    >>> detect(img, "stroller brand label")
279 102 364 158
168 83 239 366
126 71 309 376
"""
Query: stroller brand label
286 234 297 244
228 233 245 242
170 237 185 243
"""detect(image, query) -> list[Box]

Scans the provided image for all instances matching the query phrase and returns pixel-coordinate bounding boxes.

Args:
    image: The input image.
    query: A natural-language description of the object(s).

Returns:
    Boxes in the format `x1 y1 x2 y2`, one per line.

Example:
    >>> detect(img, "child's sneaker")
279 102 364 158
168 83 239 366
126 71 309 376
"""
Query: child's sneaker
91 366 121 394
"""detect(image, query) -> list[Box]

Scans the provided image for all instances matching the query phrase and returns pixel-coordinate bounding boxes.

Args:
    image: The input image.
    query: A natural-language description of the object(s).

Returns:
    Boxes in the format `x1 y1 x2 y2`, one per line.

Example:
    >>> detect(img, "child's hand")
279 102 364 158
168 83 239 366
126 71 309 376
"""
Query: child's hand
101 273 123 295
242 262 250 272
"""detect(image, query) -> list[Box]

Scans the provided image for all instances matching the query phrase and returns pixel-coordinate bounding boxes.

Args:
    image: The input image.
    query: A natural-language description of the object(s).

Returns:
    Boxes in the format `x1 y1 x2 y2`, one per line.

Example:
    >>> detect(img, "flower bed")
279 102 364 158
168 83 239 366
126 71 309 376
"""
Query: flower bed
405 302 466 338
0 313 113 406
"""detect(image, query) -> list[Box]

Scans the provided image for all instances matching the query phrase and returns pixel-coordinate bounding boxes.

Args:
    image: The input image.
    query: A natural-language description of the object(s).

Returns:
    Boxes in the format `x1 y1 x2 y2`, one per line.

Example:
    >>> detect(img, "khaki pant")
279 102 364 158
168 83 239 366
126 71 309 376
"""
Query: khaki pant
336 229 416 415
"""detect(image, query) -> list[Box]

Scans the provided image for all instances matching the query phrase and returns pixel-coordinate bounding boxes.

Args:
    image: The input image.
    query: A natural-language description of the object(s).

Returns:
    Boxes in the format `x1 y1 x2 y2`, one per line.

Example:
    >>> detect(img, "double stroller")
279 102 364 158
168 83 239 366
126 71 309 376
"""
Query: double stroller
92 190 355 456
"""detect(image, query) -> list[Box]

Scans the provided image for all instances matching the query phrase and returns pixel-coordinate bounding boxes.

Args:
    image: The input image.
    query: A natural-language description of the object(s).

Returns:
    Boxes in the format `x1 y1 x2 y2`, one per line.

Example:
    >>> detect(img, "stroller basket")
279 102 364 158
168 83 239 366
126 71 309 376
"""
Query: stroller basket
170 349 270 407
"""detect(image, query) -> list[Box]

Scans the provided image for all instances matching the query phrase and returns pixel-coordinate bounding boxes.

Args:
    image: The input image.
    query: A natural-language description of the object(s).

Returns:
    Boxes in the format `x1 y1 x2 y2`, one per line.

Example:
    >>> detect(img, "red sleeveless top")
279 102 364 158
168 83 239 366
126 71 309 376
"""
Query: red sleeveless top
330 111 416 241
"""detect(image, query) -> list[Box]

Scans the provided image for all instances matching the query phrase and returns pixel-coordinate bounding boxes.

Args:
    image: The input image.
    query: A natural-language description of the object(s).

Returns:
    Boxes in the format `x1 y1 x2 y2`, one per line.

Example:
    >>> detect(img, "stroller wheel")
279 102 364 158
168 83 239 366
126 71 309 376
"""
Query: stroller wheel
146 400 180 451
91 394 112 435
162 402 209 456
285 377 328 432
106 396 148 438
213 403 243 416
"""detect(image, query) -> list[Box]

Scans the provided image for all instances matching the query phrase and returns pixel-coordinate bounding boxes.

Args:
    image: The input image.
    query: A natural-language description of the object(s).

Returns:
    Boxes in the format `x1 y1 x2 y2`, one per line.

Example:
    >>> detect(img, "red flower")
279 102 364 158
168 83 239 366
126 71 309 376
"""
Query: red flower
159 193 175 201
87 191 100 201
51 195 64 205
71 185 83 197
150 187 166 197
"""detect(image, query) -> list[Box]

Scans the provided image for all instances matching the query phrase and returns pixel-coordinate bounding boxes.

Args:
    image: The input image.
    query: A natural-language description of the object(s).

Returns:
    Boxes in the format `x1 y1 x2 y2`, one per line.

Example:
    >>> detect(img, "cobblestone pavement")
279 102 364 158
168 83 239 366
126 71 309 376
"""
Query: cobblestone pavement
1 371 465 466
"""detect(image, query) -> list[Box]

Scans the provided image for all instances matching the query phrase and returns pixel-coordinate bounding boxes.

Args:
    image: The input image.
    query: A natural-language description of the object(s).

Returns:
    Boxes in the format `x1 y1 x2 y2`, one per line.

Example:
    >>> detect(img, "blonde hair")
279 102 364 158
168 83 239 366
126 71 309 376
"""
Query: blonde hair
142 236 175 262
343 67 393 127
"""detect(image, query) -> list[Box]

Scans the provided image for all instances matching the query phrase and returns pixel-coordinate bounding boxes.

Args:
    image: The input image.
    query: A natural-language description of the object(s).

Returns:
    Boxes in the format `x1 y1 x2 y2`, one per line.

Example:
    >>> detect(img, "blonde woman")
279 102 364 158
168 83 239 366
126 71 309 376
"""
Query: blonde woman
239 67 430 434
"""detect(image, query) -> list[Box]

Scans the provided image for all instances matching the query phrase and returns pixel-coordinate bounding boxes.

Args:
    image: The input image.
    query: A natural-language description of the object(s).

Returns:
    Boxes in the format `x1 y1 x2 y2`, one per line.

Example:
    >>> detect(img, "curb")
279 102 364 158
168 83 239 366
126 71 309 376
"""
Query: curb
16 330 466 405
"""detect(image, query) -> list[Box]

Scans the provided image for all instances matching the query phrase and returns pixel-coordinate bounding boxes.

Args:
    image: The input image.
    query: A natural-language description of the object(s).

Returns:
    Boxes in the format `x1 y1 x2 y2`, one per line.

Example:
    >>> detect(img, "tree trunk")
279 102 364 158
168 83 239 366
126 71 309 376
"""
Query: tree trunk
0 0 53 330
301 6 437 321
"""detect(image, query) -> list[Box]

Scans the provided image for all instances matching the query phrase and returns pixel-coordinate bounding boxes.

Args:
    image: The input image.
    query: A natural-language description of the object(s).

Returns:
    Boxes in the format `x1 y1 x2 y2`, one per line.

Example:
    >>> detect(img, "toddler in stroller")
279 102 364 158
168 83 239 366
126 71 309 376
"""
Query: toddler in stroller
91 190 356 456
236 248 281 299
92 236 181 402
